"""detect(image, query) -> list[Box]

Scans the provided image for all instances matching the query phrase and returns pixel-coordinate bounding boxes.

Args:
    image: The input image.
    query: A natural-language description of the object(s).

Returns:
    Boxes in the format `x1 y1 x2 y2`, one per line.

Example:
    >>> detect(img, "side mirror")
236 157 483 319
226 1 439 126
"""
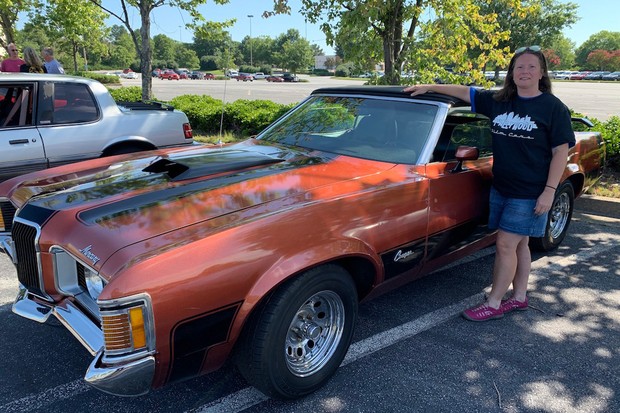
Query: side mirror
451 146 479 173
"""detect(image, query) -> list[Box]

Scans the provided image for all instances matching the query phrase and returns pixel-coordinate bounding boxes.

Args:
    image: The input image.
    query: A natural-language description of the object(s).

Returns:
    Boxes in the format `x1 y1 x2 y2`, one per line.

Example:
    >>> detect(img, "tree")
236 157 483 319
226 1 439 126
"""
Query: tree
41 0 109 72
191 20 235 58
176 45 199 69
269 0 525 85
90 0 229 100
153 34 177 65
97 25 137 69
547 34 575 69
474 0 578 76
271 29 313 72
0 0 37 50
575 31 620 68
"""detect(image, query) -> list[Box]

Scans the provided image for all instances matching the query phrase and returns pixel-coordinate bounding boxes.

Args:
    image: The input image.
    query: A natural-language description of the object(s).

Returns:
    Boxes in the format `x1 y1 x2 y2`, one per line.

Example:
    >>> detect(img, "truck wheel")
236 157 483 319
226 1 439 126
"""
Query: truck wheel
530 182 574 252
235 265 358 399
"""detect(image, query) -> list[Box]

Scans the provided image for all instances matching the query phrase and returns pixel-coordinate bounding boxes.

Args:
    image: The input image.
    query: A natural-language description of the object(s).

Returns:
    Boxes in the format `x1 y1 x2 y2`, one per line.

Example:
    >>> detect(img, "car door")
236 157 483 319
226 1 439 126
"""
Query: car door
0 83 45 181
36 80 102 168
424 113 494 261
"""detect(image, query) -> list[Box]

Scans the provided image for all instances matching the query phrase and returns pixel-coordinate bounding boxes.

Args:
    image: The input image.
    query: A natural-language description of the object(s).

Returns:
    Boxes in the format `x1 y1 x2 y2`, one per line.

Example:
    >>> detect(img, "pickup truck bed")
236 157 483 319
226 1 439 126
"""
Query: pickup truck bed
0 73 193 181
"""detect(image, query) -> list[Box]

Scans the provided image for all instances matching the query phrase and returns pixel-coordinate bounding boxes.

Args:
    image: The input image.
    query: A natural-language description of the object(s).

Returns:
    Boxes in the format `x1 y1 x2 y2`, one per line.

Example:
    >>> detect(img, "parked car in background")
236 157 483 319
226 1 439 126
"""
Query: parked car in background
584 71 611 80
176 70 189 80
266 75 284 82
555 71 579 80
226 70 239 78
0 74 193 181
601 71 620 81
236 73 254 82
569 71 590 80
204 73 215 80
152 69 162 77
120 71 139 79
189 71 204 80
0 86 604 401
282 72 299 82
159 70 180 80
253 72 267 79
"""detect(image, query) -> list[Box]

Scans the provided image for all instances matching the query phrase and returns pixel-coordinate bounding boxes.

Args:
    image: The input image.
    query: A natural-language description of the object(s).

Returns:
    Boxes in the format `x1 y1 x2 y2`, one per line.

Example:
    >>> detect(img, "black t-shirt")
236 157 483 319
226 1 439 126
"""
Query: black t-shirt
472 89 575 198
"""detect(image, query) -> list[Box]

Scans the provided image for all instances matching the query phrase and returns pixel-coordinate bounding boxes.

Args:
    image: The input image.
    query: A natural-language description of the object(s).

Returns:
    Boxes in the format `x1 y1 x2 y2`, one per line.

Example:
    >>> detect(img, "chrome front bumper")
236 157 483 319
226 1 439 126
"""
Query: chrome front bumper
12 287 155 396
0 234 15 262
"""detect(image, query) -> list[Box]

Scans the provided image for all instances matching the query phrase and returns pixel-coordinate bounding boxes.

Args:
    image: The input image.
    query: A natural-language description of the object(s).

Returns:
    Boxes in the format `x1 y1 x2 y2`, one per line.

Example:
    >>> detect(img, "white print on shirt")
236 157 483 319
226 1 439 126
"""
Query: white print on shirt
492 112 538 132
491 128 535 140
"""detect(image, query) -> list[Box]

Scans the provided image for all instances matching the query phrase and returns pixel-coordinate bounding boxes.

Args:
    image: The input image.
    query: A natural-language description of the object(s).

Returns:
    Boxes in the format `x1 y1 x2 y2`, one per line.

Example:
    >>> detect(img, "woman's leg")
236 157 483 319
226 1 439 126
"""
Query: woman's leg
486 230 528 308
510 236 531 302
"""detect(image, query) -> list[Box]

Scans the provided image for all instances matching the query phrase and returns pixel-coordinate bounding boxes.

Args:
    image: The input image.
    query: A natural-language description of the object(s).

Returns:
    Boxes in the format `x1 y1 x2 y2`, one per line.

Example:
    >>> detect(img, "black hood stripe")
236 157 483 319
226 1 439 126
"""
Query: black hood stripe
78 156 326 225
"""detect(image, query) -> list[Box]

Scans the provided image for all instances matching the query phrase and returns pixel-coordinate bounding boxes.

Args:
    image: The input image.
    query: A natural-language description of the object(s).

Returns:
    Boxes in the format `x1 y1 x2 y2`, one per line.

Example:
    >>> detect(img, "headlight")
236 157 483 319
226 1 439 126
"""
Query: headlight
84 266 104 300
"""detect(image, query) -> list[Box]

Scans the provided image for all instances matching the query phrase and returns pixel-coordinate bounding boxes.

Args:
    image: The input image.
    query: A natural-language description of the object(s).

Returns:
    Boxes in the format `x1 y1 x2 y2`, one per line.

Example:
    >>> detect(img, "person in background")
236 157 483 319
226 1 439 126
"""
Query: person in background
42 47 65 74
20 47 47 73
404 46 575 322
1 43 25 72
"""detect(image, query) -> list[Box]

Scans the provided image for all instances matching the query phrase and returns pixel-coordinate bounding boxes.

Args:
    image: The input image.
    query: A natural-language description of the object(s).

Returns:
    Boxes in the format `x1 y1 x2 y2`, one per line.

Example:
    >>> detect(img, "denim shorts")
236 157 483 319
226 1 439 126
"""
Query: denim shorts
488 187 549 237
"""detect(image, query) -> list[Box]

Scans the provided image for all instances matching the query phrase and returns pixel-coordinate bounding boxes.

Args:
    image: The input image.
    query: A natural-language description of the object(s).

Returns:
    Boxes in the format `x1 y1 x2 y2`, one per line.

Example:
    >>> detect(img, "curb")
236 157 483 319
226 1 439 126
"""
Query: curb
575 194 620 219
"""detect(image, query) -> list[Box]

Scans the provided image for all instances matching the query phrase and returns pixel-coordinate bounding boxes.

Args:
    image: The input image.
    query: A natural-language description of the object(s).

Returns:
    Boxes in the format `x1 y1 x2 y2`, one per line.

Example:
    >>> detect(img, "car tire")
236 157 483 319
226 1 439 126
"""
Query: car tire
530 181 575 252
235 264 358 399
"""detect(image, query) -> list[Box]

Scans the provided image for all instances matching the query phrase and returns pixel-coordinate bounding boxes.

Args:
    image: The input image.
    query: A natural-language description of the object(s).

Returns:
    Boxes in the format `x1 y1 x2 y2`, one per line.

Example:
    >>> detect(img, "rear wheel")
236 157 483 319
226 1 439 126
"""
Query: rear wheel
530 182 575 251
235 265 358 399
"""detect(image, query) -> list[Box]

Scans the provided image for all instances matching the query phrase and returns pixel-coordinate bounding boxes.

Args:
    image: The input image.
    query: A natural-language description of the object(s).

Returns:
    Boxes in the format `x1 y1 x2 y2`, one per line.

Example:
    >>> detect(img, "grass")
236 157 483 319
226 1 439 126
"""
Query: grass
586 166 620 198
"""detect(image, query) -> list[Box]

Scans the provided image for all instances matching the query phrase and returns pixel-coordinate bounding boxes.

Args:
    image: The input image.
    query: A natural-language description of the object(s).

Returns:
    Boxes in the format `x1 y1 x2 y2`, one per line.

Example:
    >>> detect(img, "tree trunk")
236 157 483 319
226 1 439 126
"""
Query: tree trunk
139 4 153 101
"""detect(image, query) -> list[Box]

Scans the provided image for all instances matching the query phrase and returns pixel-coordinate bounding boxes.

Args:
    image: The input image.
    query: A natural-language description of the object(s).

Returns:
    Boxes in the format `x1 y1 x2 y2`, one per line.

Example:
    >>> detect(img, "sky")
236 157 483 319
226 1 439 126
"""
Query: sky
29 0 620 56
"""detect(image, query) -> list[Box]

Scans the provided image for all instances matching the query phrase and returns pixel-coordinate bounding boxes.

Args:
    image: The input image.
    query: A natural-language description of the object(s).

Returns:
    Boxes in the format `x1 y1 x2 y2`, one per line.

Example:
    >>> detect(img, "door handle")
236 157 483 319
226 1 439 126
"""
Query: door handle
9 139 30 145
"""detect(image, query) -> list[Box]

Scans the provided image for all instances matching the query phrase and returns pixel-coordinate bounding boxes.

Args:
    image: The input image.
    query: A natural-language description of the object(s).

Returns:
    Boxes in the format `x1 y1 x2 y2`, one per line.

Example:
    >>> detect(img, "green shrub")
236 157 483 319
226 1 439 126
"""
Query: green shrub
595 116 620 167
108 86 144 102
572 111 620 168
169 94 225 133
313 69 332 76
169 95 294 136
226 99 295 135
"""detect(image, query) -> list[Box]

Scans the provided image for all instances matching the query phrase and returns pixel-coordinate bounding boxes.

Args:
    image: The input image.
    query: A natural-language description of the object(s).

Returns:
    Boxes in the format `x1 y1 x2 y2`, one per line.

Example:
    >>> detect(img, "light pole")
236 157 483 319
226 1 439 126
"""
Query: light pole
247 14 253 67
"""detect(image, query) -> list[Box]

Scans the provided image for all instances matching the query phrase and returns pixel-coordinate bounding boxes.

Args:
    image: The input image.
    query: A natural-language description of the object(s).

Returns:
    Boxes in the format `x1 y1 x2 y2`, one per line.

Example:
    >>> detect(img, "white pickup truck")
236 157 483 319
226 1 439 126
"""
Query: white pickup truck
0 73 193 181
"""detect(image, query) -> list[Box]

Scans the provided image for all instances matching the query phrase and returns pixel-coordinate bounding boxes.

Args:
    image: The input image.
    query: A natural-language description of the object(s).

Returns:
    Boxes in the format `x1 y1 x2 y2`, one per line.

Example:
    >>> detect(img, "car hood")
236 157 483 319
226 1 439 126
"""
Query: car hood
11 139 394 270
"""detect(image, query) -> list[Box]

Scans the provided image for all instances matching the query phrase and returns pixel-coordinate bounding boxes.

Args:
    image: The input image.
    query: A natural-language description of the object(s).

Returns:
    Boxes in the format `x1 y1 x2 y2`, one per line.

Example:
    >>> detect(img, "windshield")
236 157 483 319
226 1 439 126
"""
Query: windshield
258 95 438 164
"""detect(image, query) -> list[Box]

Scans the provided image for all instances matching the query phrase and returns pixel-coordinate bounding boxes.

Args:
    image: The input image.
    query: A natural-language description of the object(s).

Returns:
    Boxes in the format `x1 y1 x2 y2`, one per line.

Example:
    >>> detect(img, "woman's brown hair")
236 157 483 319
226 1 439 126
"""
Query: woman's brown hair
494 48 552 102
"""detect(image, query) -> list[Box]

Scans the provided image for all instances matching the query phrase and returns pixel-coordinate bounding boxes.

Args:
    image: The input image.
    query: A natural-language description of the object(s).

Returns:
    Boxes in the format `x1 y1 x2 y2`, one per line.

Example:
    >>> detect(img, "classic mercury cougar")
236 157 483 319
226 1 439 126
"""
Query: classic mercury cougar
0 86 605 399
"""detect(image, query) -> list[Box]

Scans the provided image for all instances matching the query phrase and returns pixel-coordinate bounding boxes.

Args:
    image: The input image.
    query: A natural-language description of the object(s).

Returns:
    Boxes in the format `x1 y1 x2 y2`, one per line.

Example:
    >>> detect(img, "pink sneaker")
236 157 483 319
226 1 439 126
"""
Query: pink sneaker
462 303 504 322
500 296 528 314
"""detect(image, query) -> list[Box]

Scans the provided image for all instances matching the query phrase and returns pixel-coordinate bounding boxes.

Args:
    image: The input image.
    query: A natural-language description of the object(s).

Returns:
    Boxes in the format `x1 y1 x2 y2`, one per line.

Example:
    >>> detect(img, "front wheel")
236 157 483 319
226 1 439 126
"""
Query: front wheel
235 265 358 399
530 182 575 251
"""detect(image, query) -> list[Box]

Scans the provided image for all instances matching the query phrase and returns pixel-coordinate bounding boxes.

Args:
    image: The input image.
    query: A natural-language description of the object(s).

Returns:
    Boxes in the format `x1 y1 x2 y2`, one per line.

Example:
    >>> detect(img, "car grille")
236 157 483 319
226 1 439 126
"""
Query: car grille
12 221 44 297
1 200 16 232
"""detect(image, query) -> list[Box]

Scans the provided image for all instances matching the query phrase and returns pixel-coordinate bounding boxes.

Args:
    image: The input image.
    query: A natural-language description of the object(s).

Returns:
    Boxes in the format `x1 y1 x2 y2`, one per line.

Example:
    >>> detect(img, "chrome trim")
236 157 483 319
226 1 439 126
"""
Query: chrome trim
1 235 16 262
12 286 103 355
13 217 51 301
98 293 156 362
54 299 104 355
85 348 155 396
12 285 53 322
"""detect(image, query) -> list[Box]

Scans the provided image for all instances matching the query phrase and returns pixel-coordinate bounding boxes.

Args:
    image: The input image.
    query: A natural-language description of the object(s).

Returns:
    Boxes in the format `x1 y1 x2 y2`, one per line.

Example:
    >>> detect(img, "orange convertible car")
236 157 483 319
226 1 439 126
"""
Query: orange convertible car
0 86 604 399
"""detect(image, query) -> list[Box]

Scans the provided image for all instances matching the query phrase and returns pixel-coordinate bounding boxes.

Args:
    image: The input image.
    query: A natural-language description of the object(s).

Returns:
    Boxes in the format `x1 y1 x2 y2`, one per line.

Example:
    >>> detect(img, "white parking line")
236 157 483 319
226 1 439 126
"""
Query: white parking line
0 379 90 413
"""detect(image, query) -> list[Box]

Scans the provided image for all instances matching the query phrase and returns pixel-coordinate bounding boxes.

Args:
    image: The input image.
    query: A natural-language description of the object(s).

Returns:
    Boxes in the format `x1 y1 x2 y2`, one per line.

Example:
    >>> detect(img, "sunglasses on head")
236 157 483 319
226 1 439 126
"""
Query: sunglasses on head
515 45 541 54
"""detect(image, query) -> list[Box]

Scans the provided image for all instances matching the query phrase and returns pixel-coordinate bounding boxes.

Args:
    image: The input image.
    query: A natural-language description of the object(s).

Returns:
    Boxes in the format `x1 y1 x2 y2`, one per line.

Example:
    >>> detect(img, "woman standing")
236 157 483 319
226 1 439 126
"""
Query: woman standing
19 47 47 73
404 46 575 321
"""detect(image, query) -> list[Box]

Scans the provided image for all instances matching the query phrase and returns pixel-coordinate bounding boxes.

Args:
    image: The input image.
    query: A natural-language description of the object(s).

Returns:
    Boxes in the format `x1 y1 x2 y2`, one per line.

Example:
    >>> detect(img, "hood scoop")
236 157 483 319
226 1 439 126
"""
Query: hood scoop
143 151 285 181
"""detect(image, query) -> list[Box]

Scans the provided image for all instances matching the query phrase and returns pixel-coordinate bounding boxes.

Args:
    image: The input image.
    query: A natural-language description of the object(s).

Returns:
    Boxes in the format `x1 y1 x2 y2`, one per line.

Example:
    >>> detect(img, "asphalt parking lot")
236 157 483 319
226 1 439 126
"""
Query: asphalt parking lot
0 195 618 413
